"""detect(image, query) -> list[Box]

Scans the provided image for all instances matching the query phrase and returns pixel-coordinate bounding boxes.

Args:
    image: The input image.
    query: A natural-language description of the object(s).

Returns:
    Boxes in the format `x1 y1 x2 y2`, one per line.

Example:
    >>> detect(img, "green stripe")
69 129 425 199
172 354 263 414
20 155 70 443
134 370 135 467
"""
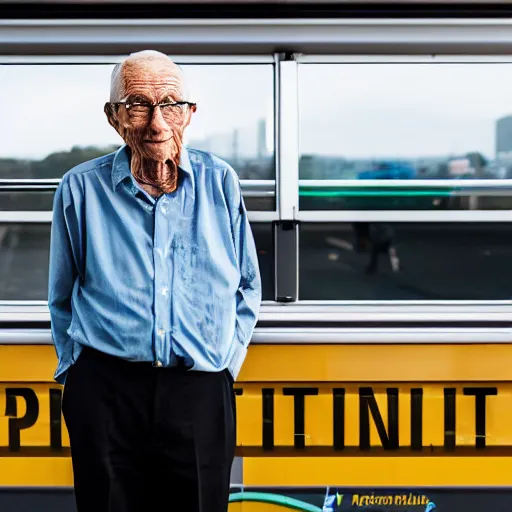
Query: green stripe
228 491 323 512
299 190 452 197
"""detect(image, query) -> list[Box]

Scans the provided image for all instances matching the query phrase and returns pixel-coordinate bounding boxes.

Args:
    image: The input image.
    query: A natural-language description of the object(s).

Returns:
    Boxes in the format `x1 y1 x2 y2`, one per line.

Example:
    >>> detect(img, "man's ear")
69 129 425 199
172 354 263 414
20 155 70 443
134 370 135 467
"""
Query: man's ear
183 104 197 129
104 102 120 131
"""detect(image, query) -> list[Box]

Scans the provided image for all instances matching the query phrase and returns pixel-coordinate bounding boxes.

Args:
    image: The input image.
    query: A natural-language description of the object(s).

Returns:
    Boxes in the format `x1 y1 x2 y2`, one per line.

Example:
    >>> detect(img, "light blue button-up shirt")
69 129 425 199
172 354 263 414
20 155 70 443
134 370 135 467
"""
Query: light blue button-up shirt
48 144 261 385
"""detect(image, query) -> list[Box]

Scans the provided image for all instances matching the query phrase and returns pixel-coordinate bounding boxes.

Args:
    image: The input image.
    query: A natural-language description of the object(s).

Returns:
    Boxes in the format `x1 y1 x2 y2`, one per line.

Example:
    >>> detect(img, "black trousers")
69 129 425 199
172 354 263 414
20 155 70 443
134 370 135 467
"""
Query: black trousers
62 347 236 512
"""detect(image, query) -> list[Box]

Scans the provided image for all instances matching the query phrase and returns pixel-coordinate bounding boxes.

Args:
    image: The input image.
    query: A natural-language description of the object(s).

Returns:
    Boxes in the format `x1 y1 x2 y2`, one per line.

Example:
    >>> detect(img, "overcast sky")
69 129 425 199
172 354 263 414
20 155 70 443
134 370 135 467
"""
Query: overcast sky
299 63 512 160
0 64 274 160
2 62 512 161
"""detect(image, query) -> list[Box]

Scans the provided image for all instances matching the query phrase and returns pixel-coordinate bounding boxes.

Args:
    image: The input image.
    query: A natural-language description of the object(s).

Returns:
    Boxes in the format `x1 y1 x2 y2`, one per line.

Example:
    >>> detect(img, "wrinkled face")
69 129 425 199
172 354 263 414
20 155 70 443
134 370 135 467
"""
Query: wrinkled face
110 59 195 163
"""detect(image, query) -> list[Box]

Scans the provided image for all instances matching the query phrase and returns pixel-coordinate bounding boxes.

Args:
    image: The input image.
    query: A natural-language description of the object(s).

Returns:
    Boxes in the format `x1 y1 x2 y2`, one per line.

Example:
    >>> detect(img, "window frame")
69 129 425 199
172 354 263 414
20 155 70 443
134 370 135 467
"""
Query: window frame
297 53 512 223
1 20 512 322
295 54 512 312
0 54 279 222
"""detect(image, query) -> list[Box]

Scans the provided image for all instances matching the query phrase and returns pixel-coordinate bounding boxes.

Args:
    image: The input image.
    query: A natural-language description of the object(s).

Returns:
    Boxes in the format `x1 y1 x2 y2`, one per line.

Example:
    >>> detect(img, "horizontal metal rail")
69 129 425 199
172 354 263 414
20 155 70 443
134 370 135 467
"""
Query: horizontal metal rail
0 210 511 222
1 302 512 324
1 327 512 344
299 210 512 222
0 180 61 187
0 54 274 64
299 180 512 189
299 54 512 64
5 19 512 55
0 211 278 222
0 178 275 190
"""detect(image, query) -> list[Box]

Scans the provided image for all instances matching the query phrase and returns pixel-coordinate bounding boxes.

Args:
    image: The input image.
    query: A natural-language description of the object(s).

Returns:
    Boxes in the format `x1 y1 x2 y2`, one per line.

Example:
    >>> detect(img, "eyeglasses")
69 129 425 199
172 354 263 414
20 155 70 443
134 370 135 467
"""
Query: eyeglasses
105 100 197 122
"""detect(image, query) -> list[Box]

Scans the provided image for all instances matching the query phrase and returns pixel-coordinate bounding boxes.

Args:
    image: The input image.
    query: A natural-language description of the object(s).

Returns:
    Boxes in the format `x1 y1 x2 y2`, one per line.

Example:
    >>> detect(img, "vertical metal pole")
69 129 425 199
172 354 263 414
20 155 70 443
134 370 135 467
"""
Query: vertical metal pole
274 54 299 302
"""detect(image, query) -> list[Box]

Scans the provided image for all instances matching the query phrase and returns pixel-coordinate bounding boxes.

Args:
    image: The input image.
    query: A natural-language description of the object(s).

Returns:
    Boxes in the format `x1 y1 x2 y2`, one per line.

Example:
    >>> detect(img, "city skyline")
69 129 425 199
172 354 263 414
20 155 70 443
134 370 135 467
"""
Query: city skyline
3 62 512 162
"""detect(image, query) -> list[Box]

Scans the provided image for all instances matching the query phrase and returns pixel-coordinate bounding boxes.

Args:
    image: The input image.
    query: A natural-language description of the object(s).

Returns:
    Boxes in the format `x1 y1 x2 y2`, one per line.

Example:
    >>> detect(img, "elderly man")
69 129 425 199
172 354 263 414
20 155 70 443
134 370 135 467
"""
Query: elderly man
48 50 262 512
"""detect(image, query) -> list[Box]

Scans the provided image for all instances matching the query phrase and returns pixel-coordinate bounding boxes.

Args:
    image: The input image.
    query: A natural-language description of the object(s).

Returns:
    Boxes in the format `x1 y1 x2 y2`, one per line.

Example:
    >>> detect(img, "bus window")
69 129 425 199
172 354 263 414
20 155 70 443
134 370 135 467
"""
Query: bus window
298 62 512 212
299 222 512 300
0 63 275 211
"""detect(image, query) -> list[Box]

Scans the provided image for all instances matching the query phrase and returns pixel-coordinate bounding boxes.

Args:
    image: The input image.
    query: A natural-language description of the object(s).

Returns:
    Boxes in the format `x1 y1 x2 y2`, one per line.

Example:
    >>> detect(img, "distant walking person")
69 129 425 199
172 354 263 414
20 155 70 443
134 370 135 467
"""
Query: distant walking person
48 50 262 512
353 222 400 274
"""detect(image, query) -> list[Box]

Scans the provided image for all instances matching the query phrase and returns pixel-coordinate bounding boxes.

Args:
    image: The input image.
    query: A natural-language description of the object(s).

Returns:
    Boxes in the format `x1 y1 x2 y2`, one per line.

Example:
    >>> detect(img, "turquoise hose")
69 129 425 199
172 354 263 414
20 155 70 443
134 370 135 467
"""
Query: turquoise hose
228 491 323 512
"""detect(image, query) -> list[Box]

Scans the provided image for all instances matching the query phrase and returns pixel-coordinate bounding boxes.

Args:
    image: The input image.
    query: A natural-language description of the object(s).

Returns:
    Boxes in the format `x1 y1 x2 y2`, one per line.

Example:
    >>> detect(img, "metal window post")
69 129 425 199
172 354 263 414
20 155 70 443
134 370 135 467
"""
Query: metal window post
274 53 299 302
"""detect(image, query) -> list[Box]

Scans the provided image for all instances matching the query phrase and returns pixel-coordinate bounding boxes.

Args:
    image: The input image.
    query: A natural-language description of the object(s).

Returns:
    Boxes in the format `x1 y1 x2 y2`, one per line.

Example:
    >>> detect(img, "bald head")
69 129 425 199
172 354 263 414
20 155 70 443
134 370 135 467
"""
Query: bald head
109 50 190 102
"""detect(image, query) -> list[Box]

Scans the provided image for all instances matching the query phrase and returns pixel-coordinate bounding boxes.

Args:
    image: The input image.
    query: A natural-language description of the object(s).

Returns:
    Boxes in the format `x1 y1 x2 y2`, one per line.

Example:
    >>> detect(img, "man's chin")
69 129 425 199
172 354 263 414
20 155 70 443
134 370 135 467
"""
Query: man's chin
140 145 174 163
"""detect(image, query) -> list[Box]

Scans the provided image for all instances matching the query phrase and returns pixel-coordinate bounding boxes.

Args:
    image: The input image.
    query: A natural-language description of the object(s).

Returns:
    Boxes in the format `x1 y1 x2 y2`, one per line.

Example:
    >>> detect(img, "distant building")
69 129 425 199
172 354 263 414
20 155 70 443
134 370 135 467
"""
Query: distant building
496 115 512 160
189 118 271 163
188 119 273 179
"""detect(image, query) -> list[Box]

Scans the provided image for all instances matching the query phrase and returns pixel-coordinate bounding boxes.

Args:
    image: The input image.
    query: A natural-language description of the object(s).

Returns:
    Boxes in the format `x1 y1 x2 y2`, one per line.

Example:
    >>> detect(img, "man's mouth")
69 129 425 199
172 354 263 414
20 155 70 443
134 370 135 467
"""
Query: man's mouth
143 139 170 144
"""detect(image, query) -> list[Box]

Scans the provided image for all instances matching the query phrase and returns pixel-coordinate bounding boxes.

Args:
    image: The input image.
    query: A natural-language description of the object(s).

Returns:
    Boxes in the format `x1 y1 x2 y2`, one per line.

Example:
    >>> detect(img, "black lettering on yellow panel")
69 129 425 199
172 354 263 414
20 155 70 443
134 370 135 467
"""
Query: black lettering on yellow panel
444 388 456 451
410 388 423 451
49 389 63 451
262 388 274 451
359 387 399 451
283 388 319 449
5 388 39 452
0 383 505 454
463 387 498 449
333 388 345 451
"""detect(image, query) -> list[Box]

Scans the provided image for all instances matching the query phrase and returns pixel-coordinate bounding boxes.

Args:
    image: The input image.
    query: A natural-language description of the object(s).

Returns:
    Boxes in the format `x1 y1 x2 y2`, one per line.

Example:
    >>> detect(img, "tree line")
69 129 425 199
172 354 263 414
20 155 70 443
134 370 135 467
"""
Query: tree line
0 145 121 179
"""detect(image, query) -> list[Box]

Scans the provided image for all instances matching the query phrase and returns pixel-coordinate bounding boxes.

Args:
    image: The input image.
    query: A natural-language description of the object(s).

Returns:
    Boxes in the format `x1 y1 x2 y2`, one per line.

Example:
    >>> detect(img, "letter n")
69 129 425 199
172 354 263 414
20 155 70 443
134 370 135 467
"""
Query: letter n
359 387 399 450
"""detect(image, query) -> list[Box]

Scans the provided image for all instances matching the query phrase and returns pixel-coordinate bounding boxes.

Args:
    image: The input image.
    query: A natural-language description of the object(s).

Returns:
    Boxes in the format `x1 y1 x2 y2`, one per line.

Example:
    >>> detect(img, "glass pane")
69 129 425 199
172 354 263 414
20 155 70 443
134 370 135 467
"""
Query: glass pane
0 222 273 301
299 63 512 210
240 187 275 212
0 191 55 211
0 224 51 301
299 222 512 300
0 63 275 209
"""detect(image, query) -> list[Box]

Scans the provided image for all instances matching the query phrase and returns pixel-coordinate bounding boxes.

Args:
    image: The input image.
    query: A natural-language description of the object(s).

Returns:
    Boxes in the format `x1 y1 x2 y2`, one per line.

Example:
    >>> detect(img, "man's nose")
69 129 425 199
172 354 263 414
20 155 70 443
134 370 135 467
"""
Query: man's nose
148 105 170 133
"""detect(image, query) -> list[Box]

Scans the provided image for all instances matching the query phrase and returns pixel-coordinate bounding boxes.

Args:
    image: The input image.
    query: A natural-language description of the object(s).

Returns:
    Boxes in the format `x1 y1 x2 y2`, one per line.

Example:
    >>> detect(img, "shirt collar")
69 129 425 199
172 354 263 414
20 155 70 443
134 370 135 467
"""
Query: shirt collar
111 144 131 190
111 144 194 191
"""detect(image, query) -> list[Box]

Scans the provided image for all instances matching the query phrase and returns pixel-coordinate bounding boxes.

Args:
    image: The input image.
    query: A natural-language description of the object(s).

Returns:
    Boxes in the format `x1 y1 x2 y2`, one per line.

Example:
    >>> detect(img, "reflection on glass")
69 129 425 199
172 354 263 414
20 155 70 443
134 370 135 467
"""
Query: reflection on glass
0 224 51 301
0 222 272 301
0 64 275 197
299 222 512 300
242 194 275 212
0 191 55 211
299 184 512 211
0 189 273 212
299 63 512 210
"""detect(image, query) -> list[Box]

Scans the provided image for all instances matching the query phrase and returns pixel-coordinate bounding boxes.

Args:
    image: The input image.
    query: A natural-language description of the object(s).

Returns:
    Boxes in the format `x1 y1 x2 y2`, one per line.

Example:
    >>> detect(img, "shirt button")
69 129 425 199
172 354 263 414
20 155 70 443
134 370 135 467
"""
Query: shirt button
160 286 169 297
161 206 167 214
158 328 165 337
154 360 163 367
